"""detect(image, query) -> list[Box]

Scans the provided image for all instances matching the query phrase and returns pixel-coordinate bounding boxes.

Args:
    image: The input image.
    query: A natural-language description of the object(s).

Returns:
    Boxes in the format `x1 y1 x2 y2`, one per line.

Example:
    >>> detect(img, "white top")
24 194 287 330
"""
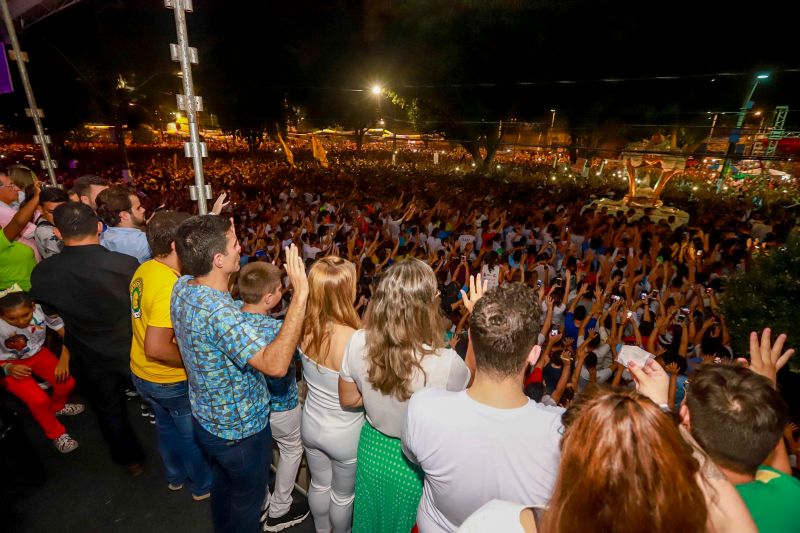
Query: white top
480 264 501 289
457 234 476 251
300 351 365 434
339 329 470 438
0 304 63 361
456 500 536 533
302 242 322 261
402 388 563 533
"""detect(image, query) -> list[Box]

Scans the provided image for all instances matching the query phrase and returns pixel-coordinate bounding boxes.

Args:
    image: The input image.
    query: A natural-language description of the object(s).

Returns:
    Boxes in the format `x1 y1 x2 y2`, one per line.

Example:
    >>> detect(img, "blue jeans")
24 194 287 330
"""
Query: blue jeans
192 418 272 533
132 375 212 496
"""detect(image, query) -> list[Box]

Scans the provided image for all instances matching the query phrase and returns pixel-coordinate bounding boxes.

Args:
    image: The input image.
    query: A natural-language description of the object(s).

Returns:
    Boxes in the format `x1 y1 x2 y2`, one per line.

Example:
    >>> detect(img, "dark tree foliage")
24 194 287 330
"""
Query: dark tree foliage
721 235 800 372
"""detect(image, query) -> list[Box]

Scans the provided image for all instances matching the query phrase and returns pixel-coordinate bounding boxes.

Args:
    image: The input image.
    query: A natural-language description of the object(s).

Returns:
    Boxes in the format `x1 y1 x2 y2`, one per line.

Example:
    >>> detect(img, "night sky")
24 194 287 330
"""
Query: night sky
1 0 799 135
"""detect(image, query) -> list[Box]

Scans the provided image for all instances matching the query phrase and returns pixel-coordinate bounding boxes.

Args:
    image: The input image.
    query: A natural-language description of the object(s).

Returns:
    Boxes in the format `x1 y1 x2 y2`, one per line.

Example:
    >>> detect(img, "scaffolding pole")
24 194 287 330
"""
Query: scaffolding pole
0 0 58 186
165 0 209 214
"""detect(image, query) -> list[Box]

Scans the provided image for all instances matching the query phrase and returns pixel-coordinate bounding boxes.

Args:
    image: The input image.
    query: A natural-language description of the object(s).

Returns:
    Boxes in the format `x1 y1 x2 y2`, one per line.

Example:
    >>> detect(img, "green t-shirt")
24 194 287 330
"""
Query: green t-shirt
737 465 800 533
0 229 36 291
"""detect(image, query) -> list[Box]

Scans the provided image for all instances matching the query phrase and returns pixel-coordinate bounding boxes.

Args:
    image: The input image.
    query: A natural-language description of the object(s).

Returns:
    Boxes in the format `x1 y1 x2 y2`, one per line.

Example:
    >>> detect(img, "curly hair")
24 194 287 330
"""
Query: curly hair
364 258 446 401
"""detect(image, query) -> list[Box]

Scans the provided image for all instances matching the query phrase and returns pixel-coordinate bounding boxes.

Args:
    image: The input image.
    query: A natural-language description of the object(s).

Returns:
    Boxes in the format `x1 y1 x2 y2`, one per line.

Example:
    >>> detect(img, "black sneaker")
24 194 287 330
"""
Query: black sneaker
262 500 310 532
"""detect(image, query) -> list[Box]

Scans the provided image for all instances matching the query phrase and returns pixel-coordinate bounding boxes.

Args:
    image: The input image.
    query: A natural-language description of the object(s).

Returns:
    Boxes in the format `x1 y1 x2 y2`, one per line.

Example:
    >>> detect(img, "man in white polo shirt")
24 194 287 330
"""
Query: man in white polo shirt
402 283 563 533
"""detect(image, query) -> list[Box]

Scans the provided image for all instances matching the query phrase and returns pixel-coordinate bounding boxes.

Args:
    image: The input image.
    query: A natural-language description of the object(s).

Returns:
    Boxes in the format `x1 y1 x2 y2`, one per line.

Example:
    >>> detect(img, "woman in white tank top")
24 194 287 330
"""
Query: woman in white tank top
299 256 364 533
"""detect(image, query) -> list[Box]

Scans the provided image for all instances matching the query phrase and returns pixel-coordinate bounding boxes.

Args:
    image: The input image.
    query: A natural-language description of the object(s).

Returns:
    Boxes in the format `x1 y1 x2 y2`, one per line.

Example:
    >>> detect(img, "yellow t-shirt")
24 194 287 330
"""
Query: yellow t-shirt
129 260 187 383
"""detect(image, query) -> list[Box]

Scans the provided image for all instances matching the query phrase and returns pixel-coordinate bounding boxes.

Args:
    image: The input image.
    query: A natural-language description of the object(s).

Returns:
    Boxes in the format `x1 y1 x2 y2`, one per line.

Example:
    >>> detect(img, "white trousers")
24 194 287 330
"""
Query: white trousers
304 445 357 533
265 405 303 518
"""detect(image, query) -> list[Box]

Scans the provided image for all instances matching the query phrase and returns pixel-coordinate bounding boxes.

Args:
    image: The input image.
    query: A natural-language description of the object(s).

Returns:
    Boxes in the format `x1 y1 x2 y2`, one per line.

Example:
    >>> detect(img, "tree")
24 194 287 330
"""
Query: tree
721 235 800 373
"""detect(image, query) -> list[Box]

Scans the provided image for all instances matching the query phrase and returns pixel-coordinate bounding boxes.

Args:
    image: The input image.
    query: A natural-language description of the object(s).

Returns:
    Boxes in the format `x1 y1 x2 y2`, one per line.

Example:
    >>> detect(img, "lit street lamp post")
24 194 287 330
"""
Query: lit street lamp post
717 74 768 189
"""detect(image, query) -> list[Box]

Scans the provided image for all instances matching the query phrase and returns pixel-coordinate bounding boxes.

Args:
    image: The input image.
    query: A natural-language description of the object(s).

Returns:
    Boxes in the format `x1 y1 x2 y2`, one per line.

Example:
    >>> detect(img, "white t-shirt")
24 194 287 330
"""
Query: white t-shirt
457 234 476 251
427 235 444 254
457 500 536 533
0 304 63 361
531 264 556 285
481 264 501 289
302 242 322 261
339 329 470 438
541 301 566 328
402 388 564 533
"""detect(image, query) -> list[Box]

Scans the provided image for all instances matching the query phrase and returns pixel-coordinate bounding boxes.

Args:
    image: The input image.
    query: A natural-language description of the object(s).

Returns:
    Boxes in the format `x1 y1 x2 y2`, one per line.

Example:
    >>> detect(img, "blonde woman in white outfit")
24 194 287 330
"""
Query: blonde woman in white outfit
300 256 364 533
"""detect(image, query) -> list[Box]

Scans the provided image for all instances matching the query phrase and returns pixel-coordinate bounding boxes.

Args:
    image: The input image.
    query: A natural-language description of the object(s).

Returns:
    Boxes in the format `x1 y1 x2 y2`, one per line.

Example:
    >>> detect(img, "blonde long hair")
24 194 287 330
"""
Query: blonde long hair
301 256 361 367
365 258 446 401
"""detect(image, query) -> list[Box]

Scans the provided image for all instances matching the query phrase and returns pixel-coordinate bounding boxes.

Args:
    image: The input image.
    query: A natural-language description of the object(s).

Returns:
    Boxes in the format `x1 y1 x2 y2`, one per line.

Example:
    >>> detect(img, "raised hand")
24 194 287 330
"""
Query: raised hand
628 358 669 406
283 244 308 297
460 273 487 314
577 282 589 296
211 192 230 215
743 328 795 386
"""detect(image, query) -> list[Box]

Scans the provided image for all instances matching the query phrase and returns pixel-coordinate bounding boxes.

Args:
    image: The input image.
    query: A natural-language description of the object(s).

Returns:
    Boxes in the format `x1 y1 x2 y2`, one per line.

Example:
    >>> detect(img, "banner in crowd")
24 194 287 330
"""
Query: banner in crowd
277 133 295 167
311 135 329 168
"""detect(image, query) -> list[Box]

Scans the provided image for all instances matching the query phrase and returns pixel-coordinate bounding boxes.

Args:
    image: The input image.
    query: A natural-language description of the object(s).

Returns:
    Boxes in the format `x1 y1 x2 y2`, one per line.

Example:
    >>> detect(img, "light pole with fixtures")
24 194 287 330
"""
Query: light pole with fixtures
718 74 768 188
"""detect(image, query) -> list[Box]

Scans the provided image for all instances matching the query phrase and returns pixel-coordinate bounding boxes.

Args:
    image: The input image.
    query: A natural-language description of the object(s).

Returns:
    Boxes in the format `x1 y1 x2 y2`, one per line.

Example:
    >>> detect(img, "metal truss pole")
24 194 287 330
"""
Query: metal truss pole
165 0 209 214
1 0 58 186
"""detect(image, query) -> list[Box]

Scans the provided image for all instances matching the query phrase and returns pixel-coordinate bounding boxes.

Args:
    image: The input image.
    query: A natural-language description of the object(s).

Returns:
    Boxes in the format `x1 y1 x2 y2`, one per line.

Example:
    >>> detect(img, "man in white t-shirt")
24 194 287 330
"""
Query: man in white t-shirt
402 283 563 533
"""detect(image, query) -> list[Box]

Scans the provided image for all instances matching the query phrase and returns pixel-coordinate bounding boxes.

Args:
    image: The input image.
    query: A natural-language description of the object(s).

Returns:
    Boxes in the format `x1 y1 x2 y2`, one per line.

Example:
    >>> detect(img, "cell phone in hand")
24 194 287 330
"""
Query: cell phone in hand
550 328 559 337
640 292 648 300
536 280 543 288
680 306 690 315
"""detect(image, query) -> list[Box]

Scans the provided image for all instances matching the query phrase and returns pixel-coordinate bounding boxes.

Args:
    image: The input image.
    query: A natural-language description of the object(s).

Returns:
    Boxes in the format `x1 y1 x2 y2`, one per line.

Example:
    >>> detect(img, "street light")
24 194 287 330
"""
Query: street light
550 109 556 128
718 73 769 187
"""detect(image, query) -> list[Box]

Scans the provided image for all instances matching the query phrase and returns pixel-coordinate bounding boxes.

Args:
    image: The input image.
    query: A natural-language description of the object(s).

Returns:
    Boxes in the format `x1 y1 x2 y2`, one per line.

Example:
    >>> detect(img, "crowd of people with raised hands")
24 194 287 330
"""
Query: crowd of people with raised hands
0 154 798 533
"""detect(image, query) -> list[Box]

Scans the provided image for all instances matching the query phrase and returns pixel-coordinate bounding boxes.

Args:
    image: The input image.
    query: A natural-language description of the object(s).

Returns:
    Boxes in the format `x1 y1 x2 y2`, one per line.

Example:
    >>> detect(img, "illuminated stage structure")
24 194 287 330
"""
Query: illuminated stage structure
589 134 690 228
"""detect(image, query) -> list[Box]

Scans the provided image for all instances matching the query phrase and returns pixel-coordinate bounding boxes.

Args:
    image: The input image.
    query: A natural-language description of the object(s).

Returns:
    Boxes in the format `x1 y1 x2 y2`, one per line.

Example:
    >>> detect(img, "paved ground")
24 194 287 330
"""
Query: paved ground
4 392 315 533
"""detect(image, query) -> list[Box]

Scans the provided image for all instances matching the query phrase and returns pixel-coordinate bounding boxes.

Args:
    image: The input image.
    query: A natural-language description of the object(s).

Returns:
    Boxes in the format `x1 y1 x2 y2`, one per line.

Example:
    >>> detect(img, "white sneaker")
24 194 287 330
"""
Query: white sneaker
54 433 79 453
55 403 85 416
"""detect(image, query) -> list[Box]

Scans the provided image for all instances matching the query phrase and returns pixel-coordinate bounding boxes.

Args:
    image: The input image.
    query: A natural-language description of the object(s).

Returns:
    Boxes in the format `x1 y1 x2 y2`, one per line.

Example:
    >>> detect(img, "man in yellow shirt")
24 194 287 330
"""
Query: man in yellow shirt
130 211 211 500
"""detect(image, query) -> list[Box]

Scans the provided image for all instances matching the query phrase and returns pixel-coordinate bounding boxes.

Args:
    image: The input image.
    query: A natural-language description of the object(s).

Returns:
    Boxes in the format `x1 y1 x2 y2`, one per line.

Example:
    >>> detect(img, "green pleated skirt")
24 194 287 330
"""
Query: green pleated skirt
352 419 424 533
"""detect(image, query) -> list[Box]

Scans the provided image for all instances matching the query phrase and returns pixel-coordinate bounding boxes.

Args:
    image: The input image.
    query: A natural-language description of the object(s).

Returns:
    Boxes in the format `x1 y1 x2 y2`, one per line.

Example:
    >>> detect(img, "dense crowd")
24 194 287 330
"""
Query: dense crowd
0 150 798 533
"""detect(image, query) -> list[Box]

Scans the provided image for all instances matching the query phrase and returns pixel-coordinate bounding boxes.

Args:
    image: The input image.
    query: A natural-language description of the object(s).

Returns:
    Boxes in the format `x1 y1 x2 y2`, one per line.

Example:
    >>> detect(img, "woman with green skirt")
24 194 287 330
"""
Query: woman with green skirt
339 258 471 532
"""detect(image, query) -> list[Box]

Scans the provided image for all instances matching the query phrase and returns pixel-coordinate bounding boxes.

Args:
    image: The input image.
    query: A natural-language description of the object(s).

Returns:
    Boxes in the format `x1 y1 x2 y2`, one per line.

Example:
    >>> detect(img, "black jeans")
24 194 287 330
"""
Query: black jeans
71 357 144 466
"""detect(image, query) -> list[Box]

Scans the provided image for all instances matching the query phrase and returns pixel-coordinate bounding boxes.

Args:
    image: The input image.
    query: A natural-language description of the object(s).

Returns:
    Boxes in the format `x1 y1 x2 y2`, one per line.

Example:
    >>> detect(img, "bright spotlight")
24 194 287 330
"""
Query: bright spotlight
371 85 382 95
